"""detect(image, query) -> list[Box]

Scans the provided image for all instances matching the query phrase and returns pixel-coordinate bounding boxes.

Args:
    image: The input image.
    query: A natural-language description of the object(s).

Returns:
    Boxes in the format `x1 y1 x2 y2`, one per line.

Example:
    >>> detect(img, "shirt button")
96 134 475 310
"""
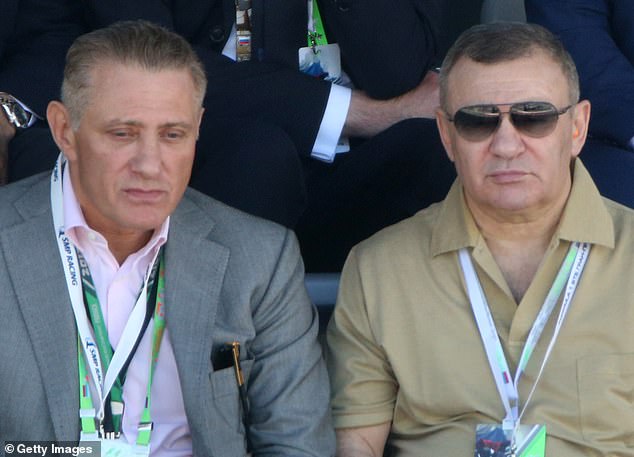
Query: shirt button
209 26 226 44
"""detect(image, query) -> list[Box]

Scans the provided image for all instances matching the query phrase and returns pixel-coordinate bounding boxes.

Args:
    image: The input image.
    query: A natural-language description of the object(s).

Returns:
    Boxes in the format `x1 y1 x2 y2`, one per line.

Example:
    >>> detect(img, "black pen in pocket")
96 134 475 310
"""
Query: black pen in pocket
219 341 251 452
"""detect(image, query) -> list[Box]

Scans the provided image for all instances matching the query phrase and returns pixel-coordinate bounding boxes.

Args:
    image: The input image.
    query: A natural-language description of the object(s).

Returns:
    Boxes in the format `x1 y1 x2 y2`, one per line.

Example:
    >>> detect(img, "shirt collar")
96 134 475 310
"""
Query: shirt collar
431 159 614 257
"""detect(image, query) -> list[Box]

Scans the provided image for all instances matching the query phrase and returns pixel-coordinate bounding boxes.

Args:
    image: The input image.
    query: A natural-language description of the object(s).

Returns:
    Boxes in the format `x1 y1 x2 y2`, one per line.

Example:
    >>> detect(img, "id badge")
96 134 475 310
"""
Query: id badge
299 43 343 84
475 424 546 457
299 43 351 154
101 439 150 457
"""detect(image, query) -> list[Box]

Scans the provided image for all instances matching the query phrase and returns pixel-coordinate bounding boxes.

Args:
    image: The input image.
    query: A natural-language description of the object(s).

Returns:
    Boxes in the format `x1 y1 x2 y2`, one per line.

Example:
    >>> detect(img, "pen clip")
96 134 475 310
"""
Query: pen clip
226 341 251 452
229 341 244 386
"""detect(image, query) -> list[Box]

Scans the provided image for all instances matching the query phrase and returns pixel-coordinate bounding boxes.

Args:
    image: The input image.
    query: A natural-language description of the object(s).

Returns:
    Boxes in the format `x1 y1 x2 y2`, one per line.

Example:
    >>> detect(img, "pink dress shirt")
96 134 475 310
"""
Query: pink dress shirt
63 167 193 456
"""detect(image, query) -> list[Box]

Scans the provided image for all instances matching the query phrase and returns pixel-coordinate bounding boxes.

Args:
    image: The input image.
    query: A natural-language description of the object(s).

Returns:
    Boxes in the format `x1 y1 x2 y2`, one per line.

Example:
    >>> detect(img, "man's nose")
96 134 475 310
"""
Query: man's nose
488 113 525 159
130 135 162 176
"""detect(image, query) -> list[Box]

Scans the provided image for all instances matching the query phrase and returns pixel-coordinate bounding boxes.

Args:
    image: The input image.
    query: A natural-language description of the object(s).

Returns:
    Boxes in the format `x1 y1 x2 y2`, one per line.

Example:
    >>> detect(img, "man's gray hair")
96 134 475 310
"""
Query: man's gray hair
439 22 580 112
61 20 207 128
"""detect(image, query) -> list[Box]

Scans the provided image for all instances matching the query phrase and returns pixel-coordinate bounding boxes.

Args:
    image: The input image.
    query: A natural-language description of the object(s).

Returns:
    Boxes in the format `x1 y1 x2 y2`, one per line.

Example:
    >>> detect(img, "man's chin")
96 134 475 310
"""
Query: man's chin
117 213 169 234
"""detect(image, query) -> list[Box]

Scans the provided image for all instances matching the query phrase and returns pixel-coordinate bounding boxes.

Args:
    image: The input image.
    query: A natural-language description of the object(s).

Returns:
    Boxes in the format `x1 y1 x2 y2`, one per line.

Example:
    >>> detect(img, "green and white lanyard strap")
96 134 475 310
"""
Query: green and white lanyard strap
459 241 590 437
137 260 166 447
77 248 161 438
78 336 98 441
51 154 166 448
308 0 328 50
77 254 166 449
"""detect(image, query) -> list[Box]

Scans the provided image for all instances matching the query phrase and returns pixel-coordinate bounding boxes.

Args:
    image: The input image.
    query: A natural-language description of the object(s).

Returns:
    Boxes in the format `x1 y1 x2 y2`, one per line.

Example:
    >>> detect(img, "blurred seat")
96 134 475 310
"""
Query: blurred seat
481 0 526 22
305 272 340 332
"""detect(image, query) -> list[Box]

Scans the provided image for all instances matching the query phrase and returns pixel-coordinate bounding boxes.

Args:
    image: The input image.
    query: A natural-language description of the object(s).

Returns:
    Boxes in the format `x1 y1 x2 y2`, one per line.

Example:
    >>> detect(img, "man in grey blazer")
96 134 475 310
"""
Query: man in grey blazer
0 20 334 457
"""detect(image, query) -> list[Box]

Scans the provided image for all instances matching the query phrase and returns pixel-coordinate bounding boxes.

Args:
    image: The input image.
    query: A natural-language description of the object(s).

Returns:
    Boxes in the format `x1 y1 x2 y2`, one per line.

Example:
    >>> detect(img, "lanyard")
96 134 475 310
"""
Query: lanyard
459 241 590 433
235 0 252 62
308 0 328 48
78 248 161 437
77 255 165 447
50 154 167 447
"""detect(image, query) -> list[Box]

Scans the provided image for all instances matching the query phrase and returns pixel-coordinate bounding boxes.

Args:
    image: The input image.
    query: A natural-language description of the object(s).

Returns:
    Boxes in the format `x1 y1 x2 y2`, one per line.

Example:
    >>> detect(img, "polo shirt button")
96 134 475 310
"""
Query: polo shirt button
209 26 226 44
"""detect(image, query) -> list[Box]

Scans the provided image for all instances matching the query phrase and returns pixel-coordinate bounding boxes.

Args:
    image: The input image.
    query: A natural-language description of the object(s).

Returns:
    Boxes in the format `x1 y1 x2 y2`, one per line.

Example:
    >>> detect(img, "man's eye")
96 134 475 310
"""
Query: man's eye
163 130 185 140
110 130 133 138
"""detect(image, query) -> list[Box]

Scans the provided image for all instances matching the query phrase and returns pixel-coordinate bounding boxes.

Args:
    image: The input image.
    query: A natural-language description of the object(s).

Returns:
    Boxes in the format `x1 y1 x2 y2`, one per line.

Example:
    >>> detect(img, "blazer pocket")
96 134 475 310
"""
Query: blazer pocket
577 353 634 447
209 359 254 433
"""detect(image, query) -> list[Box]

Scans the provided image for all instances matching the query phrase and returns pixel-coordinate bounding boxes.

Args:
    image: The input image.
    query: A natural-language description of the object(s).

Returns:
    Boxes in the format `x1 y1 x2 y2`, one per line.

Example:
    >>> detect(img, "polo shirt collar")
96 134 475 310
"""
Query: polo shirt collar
430 159 614 257
556 160 614 249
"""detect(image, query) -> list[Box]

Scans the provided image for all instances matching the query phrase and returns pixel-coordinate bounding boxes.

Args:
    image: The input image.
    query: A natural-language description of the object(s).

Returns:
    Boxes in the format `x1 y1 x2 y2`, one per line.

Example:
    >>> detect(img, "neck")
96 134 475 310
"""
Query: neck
467 198 566 303
103 230 154 265
88 229 154 265
76 203 156 265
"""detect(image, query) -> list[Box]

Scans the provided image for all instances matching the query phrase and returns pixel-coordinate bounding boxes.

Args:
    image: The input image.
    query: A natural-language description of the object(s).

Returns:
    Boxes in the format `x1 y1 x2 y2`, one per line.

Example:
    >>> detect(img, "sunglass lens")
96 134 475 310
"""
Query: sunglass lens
453 105 501 141
510 102 559 137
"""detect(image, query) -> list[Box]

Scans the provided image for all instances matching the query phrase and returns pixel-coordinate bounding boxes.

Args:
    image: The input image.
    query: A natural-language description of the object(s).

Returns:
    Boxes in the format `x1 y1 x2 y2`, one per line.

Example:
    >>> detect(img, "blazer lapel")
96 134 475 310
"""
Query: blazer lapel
3 179 231 446
163 195 229 454
2 182 79 440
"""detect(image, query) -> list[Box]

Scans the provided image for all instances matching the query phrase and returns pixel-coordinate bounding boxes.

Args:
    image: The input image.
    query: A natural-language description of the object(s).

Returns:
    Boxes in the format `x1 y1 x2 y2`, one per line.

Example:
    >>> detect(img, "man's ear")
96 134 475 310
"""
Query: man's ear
436 107 456 162
46 101 78 161
196 107 204 140
570 99 591 159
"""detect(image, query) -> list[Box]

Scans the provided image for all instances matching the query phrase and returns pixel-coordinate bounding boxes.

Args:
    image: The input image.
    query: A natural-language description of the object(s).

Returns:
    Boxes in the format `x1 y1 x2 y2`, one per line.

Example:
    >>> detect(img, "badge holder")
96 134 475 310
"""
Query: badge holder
98 440 150 457
301 1 351 153
475 424 546 457
299 43 342 84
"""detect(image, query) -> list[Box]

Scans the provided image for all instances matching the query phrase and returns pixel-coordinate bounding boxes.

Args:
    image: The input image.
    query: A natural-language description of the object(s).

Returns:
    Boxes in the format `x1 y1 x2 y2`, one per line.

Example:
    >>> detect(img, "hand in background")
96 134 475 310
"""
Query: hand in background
395 70 440 120
344 71 440 139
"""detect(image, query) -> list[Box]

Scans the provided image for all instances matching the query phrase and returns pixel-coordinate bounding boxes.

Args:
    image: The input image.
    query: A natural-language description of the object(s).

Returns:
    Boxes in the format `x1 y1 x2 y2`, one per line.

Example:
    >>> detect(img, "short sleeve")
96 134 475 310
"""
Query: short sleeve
325 247 397 429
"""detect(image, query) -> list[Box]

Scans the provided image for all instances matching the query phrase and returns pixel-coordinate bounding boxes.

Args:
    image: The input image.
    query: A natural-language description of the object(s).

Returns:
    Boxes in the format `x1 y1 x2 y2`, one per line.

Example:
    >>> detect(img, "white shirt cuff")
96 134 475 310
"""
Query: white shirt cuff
311 84 351 163
629 135 634 151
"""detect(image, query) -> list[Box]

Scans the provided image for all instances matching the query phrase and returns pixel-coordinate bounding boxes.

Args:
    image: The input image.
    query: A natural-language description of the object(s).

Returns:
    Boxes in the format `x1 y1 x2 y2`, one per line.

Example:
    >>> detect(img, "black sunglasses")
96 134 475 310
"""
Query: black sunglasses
446 101 573 142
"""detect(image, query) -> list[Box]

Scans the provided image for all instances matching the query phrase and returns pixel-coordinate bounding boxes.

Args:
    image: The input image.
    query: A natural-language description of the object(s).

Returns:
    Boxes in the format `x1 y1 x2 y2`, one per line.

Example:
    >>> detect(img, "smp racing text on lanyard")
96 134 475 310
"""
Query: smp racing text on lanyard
50 155 167 454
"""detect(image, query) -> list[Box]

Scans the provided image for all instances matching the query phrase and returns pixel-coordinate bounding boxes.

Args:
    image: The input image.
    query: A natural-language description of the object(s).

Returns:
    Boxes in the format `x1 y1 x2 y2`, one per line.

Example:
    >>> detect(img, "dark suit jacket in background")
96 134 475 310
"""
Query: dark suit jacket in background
0 0 87 116
83 0 326 156
82 0 443 156
0 174 334 456
318 0 442 99
526 0 634 207
526 0 634 149
0 0 87 182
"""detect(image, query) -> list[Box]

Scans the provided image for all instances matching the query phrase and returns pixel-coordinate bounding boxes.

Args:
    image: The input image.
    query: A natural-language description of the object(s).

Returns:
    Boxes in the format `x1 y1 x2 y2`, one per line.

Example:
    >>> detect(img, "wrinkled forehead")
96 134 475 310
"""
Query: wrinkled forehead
444 53 570 112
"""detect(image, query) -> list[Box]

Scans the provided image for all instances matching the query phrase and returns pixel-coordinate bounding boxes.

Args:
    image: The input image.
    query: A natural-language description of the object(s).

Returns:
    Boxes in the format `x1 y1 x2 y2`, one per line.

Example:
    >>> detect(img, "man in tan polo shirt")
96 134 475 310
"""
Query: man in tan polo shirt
326 22 634 457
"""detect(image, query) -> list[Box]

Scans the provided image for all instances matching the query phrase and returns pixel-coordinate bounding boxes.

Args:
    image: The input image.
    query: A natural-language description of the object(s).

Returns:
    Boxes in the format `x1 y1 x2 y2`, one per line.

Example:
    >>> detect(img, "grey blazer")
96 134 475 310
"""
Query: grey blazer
0 174 335 456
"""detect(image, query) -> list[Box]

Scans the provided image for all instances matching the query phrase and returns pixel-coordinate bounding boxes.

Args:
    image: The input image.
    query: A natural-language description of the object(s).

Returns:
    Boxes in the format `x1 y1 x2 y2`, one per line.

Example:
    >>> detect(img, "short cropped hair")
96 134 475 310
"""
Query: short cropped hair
61 20 207 128
439 22 579 111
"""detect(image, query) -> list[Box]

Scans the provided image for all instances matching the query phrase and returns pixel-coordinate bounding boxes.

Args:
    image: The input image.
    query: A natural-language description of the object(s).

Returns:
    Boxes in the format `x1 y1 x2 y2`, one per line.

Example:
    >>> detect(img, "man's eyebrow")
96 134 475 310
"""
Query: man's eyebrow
103 119 193 129
104 119 143 128
161 121 194 129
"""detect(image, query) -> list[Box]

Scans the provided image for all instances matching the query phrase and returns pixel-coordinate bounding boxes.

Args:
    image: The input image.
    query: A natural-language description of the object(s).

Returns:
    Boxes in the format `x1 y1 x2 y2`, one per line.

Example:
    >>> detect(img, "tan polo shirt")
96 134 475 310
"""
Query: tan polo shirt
327 160 634 456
